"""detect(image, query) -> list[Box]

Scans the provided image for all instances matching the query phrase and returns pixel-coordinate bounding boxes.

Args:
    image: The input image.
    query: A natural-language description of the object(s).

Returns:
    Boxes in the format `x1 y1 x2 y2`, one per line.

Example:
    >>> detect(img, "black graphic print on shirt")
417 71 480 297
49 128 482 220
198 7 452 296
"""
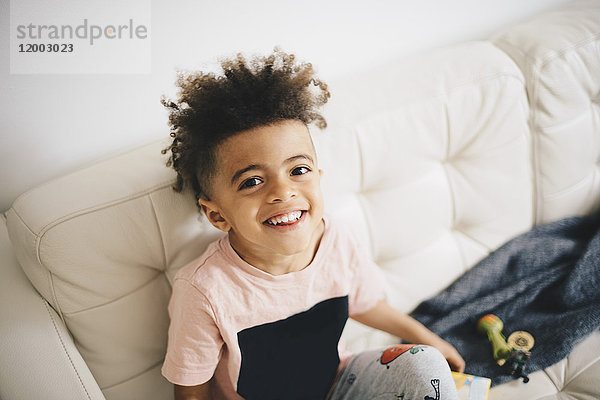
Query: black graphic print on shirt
236 295 349 400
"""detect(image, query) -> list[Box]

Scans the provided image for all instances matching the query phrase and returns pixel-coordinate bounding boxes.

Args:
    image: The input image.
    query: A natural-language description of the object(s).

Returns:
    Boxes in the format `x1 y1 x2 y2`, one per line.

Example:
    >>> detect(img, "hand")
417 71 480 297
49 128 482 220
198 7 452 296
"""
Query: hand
351 300 466 372
434 340 466 373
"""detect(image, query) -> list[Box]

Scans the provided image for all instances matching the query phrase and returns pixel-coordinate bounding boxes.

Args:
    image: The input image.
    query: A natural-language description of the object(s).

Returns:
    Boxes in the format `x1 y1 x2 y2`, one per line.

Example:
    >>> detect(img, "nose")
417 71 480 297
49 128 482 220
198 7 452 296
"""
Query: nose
267 176 296 203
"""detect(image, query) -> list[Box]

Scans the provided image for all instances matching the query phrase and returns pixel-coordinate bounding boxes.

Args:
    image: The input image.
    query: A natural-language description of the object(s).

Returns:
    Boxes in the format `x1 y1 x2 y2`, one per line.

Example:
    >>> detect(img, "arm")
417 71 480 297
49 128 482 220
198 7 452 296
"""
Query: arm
166 279 222 400
352 299 466 372
174 380 212 400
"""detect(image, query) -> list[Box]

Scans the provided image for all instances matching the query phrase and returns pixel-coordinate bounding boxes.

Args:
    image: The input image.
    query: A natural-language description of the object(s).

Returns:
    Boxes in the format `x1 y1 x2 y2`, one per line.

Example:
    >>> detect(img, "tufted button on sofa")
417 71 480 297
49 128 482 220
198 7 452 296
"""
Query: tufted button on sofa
1 2 599 399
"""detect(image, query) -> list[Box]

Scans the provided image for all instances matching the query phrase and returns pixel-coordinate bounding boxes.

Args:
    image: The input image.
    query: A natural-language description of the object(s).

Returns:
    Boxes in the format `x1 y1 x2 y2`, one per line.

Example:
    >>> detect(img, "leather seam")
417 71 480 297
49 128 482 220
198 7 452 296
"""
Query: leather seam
6 208 65 320
542 170 596 200
355 126 364 193
562 358 600 391
32 182 175 319
48 271 64 322
100 359 165 391
528 54 543 225
562 335 600 389
43 298 93 400
494 33 600 74
536 33 600 71
492 38 542 225
11 138 170 207
441 102 457 236
452 228 492 254
443 71 525 97
543 369 561 394
533 101 594 130
35 180 175 238
5 208 35 237
355 126 378 257
148 192 168 269
62 272 164 317
441 102 468 271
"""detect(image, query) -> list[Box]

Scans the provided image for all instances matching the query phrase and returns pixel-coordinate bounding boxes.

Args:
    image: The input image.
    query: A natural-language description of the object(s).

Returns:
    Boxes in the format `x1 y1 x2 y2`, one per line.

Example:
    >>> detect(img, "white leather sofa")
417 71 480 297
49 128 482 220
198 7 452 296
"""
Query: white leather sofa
1 2 599 399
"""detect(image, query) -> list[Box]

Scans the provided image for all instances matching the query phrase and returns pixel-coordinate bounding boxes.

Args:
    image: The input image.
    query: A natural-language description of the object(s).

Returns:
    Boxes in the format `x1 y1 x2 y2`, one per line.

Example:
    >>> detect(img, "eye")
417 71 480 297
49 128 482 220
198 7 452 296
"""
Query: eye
239 177 262 190
291 166 311 176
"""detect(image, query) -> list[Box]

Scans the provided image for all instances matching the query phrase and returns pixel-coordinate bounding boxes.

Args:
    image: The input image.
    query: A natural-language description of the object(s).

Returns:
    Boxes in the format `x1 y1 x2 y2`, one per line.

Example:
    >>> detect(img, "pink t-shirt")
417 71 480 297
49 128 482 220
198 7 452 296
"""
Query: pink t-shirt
161 216 385 399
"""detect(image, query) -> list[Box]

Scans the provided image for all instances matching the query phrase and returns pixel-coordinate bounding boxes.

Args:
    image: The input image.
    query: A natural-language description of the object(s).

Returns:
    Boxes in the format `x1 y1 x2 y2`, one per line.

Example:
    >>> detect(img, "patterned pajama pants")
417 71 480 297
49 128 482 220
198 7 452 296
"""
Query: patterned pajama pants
327 345 459 400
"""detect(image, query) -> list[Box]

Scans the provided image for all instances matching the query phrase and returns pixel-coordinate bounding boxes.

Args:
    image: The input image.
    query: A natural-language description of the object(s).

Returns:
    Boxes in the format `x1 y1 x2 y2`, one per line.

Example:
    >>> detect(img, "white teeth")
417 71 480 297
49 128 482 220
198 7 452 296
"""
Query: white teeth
267 211 302 225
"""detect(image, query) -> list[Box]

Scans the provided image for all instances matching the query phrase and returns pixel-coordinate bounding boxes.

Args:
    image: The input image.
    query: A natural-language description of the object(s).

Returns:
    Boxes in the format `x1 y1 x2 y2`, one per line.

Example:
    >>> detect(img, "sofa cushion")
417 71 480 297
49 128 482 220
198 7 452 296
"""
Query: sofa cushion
493 0 600 224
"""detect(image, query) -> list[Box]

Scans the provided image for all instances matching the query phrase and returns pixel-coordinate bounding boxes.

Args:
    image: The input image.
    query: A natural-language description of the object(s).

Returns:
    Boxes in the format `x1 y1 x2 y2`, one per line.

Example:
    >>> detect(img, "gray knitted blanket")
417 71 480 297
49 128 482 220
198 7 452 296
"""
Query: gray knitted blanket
411 213 600 386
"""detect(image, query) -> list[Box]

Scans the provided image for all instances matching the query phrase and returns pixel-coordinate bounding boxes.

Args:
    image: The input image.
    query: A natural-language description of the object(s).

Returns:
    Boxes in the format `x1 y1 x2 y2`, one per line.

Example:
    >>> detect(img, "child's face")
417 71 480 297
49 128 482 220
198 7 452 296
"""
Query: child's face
199 119 325 272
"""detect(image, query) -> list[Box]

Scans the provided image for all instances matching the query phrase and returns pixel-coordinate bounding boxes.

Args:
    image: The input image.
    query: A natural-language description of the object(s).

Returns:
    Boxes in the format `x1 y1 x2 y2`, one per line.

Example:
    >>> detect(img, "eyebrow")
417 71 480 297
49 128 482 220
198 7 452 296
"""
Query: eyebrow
231 164 261 186
230 154 315 186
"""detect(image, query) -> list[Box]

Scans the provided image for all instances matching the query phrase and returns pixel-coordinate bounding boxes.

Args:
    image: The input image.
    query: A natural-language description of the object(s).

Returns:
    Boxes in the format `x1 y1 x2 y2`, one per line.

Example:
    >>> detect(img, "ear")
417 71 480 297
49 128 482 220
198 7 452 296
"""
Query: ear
319 169 324 178
198 198 231 232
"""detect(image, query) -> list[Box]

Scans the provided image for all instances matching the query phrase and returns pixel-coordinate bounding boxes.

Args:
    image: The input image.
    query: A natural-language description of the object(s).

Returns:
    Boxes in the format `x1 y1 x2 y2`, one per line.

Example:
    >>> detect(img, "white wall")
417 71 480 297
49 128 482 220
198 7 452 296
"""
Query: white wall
0 0 575 212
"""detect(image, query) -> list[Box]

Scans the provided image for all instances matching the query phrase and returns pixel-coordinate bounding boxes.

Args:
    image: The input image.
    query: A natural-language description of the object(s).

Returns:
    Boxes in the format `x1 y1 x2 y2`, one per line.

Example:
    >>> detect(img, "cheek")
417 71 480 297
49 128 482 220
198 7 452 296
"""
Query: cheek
306 182 324 209
232 199 263 225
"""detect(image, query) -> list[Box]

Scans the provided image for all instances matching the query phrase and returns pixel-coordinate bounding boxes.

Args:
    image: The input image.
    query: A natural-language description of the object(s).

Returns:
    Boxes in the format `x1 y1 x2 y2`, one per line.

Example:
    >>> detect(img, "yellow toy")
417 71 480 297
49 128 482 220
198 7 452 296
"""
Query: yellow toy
477 314 534 383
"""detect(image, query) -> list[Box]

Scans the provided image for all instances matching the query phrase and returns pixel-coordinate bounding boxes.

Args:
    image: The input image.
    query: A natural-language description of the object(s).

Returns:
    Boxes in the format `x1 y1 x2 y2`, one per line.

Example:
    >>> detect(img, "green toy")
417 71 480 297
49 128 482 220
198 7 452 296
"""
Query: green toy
477 314 534 383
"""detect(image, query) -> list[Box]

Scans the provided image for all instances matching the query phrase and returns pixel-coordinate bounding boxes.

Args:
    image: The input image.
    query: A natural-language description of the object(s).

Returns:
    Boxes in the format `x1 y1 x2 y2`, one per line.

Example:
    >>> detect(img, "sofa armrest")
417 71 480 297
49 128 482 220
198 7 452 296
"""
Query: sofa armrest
0 214 106 400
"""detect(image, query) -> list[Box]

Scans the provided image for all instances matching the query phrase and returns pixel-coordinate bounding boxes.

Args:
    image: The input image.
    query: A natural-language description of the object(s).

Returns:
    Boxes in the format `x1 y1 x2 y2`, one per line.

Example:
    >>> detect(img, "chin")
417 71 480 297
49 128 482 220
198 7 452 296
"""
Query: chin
272 239 313 256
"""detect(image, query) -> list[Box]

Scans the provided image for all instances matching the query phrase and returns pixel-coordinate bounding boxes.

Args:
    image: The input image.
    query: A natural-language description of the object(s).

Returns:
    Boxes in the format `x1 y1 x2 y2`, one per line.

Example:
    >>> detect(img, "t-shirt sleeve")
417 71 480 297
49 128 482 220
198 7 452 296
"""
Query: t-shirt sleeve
345 227 387 316
161 277 223 386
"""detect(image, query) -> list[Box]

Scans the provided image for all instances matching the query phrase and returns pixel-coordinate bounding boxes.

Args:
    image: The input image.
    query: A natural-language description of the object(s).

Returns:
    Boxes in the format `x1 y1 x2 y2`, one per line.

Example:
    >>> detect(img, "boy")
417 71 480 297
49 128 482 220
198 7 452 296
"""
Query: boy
161 49 464 400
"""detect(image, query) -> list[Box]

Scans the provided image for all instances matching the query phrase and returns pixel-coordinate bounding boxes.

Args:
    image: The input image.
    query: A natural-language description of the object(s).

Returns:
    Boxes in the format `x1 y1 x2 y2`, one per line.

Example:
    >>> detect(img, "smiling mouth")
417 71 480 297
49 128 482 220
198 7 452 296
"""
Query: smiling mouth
264 210 305 226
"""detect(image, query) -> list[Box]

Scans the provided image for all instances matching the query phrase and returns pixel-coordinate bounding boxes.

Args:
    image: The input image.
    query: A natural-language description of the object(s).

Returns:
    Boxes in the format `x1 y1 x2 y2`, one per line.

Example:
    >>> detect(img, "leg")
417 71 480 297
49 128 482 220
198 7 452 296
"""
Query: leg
328 345 459 400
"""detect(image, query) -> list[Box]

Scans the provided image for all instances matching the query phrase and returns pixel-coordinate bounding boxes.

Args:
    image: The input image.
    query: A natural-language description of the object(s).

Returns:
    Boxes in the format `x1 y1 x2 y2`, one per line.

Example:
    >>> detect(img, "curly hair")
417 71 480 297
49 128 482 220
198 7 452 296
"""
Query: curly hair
160 48 331 210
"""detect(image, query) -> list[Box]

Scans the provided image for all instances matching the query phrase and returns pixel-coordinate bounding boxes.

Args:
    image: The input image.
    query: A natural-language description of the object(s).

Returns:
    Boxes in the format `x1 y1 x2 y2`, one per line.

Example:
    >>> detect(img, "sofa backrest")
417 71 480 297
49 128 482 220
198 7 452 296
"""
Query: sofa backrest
6 3 600 399
314 41 532 317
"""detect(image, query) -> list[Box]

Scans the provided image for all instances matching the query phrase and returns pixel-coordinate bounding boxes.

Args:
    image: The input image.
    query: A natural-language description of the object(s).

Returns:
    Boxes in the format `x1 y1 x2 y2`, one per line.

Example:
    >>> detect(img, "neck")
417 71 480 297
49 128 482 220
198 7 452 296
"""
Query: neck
230 219 325 276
